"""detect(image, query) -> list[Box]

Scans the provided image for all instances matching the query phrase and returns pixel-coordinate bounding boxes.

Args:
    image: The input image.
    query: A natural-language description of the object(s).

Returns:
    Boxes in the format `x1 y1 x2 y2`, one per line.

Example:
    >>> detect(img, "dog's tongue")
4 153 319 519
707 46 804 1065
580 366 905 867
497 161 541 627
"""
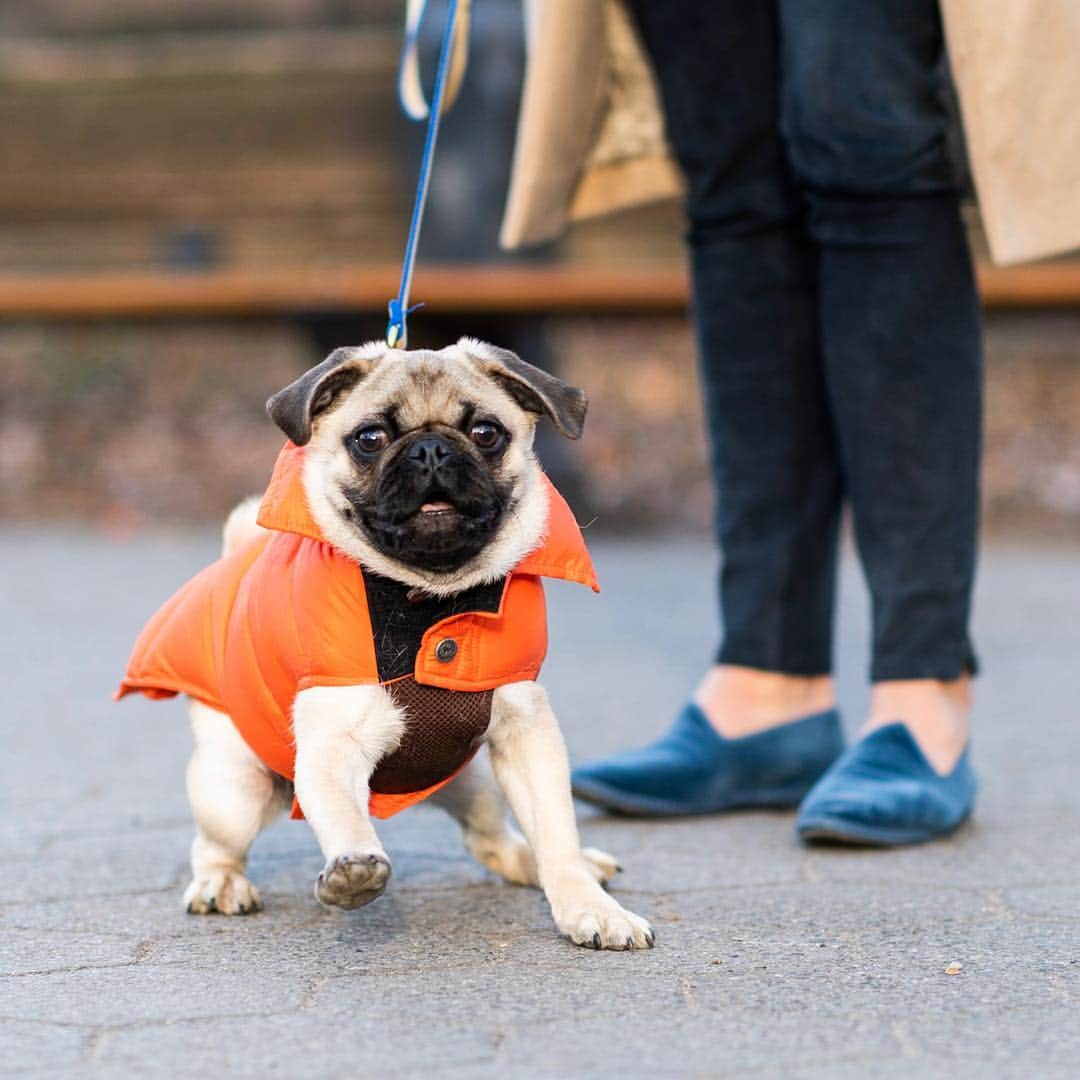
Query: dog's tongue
419 501 453 513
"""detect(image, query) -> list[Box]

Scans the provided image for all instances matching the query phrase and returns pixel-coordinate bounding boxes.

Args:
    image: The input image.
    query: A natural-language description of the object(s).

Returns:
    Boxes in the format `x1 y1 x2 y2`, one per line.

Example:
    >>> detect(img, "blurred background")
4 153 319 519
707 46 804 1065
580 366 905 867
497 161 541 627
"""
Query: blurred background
2 0 1080 539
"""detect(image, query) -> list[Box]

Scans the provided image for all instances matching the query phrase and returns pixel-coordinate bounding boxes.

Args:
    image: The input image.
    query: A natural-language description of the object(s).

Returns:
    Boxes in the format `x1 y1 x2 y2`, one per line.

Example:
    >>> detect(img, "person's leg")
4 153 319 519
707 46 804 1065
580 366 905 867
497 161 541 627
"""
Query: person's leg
777 0 981 843
572 1 848 816
819 192 978 774
779 0 981 776
628 0 842 734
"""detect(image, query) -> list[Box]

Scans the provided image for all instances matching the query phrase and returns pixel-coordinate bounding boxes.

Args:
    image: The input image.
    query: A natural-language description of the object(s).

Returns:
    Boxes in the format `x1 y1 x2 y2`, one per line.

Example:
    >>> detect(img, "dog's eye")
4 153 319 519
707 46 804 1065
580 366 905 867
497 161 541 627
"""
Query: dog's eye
350 425 390 455
469 420 505 452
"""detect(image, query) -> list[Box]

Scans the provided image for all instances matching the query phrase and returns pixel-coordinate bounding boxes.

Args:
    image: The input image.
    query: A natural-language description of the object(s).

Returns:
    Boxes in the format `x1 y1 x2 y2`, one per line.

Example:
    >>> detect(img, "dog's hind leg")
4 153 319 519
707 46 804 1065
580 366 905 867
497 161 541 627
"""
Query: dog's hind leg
430 750 539 886
432 750 620 887
184 700 291 915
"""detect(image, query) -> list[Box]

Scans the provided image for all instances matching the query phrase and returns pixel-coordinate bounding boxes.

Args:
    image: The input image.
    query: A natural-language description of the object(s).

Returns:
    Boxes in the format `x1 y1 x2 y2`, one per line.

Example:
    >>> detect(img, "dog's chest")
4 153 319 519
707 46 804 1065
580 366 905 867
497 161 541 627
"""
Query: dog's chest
361 570 504 794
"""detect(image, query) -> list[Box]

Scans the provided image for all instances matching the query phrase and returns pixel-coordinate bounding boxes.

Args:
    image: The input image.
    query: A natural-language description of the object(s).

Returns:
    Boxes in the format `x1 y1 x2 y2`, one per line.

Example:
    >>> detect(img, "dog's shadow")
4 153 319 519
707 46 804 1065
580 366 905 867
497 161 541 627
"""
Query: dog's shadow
243 817 545 955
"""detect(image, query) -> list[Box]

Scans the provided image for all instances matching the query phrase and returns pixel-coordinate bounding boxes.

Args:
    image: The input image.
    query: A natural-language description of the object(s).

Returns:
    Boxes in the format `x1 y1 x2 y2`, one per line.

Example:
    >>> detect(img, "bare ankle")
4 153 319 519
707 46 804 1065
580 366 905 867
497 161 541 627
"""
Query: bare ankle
868 676 972 720
694 665 835 738
865 677 972 775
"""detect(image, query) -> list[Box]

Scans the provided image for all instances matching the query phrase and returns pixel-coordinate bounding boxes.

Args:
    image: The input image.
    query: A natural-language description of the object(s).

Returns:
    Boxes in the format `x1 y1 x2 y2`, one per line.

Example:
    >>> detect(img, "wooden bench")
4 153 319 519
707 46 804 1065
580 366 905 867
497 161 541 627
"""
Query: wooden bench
2 261 1080 322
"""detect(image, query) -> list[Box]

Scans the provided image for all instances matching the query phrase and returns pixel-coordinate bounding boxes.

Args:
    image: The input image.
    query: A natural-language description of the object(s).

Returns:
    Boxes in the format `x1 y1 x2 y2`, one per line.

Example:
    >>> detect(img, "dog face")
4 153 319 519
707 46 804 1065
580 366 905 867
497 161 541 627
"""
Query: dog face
266 338 587 594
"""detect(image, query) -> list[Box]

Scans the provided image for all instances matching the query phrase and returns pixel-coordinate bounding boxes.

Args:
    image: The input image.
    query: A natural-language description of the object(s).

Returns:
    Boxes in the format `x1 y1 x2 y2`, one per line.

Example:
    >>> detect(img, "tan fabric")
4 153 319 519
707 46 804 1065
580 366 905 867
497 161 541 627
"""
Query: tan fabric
499 0 680 249
940 0 1080 264
500 0 1080 265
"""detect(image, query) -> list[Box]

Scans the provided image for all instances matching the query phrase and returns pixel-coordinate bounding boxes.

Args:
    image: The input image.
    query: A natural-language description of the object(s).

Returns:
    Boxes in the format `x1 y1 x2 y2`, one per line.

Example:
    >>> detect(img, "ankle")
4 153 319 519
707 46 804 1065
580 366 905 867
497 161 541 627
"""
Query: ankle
864 677 972 775
694 665 835 738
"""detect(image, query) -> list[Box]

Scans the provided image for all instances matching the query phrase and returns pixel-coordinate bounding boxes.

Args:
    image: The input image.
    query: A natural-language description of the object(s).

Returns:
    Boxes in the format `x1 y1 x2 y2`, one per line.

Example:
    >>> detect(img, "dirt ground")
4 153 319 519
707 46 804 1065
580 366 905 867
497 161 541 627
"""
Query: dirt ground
3 311 1080 538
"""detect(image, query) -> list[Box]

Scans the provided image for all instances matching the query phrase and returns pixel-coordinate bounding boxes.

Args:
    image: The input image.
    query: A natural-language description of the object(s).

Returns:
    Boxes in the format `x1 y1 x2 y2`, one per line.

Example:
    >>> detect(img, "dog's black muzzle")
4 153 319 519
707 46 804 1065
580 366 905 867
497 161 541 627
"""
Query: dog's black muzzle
354 432 508 572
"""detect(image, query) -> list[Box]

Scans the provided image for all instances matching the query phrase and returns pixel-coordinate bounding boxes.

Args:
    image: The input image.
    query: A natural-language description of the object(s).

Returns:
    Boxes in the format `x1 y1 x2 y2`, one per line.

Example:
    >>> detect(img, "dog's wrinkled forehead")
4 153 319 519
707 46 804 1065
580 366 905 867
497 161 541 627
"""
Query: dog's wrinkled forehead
354 348 516 430
266 337 587 446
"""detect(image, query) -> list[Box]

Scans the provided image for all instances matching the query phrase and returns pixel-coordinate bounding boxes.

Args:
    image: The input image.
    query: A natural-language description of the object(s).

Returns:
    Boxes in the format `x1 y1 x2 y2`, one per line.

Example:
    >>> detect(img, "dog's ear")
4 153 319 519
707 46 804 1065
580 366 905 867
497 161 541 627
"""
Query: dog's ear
267 346 382 446
462 338 587 440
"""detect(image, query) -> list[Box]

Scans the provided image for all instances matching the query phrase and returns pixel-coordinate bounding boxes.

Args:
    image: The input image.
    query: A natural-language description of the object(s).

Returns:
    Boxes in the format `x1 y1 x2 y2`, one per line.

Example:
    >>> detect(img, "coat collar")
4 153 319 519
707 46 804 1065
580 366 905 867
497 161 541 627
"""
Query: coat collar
257 442 599 591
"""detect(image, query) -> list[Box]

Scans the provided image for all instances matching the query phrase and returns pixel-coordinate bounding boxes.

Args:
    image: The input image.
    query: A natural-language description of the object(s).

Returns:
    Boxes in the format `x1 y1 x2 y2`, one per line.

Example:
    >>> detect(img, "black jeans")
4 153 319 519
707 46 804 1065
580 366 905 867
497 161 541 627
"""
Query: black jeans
627 0 982 681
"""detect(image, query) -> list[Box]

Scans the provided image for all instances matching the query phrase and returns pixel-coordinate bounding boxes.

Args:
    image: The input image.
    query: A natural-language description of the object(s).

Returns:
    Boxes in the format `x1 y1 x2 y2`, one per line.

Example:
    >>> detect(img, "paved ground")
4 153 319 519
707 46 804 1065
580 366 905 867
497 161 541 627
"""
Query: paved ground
2 529 1079 1078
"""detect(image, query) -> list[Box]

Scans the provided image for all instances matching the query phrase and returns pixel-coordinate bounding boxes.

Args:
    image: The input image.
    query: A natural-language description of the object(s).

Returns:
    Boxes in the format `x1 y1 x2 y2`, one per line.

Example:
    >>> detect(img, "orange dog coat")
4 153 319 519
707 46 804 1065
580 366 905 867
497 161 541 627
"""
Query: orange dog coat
116 442 598 819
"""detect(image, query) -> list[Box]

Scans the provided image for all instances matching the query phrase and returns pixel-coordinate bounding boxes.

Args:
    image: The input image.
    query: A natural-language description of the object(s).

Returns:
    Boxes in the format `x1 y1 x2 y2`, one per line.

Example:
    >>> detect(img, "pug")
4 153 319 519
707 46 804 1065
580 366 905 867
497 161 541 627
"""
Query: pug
118 338 653 950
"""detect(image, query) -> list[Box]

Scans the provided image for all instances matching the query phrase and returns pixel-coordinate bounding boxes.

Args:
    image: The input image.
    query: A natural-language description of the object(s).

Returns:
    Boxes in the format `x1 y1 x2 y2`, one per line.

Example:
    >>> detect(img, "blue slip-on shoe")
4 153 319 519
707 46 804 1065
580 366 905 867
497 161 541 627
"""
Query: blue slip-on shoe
570 703 845 817
796 722 977 846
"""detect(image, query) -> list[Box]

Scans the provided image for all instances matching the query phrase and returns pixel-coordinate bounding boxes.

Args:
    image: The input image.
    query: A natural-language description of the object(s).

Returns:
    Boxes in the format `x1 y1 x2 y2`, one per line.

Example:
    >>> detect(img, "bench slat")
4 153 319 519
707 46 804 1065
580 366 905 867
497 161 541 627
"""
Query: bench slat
1 262 1078 320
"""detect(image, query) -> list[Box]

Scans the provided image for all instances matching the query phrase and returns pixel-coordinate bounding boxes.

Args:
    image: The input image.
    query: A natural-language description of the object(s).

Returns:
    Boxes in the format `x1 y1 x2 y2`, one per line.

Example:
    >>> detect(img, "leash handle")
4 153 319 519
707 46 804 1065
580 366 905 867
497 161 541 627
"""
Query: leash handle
398 0 471 122
387 0 471 349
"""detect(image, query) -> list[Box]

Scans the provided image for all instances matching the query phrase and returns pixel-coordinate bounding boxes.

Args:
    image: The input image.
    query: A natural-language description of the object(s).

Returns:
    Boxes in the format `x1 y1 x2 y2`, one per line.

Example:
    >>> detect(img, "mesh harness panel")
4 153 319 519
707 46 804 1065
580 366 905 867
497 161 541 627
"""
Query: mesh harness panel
362 569 504 796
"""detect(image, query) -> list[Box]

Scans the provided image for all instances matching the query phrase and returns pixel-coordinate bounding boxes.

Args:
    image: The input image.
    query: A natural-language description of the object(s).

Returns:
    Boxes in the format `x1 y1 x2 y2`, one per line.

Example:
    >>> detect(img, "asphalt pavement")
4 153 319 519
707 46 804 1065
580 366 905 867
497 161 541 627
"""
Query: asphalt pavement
2 528 1078 1078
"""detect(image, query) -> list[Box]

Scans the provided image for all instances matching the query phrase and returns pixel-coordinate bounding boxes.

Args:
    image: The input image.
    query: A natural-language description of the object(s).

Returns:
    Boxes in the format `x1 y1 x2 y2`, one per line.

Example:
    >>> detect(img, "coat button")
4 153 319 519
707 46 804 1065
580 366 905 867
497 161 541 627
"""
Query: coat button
435 638 458 663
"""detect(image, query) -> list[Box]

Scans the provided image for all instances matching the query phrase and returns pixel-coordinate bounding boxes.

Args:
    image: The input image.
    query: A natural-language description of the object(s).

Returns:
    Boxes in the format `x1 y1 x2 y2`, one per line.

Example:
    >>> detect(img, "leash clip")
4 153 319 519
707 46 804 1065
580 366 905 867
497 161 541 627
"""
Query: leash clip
386 299 425 350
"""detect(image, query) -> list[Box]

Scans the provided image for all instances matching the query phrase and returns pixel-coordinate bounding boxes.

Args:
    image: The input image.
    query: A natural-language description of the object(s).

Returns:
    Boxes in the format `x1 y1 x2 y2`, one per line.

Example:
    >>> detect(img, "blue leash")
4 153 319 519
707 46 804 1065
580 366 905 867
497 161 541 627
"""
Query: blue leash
386 0 467 349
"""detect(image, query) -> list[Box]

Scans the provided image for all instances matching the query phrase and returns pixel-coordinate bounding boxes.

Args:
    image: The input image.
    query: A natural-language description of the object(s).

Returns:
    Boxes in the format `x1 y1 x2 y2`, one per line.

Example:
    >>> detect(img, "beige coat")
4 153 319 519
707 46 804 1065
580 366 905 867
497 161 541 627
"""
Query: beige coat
499 0 1080 266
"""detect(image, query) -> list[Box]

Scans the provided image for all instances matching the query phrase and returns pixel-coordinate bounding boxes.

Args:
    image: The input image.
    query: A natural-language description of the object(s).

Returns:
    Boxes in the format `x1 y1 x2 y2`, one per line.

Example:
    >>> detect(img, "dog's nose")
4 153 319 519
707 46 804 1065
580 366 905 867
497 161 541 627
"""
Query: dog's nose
407 435 453 473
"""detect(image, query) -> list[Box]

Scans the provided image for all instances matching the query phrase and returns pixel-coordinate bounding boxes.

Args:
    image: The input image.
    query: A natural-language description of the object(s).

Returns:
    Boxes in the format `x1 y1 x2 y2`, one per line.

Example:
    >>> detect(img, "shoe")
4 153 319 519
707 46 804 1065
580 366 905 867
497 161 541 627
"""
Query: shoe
796 722 977 846
570 703 845 817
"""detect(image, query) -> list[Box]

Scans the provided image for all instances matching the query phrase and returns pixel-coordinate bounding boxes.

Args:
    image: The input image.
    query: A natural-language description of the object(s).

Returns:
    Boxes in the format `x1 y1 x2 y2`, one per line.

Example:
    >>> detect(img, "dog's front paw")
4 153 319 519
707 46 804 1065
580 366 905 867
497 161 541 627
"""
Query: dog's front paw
316 852 392 910
552 879 654 950
184 871 262 915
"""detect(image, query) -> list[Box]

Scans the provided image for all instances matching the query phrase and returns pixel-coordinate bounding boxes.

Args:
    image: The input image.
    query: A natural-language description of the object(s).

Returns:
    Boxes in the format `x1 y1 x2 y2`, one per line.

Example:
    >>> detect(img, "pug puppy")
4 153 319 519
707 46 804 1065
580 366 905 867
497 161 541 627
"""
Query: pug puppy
177 338 653 950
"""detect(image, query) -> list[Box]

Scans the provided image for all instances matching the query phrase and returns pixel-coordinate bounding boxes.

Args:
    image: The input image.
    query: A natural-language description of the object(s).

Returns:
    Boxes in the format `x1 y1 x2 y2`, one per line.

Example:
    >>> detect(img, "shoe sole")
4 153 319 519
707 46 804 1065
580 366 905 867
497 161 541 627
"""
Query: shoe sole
797 812 972 847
